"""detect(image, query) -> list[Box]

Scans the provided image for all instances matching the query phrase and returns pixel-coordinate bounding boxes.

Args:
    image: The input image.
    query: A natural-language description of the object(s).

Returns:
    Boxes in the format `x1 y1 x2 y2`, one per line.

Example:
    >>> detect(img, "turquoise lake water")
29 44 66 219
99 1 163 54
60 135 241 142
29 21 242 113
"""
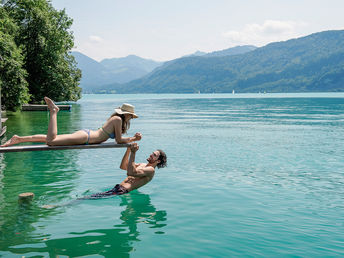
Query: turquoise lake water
1 93 344 257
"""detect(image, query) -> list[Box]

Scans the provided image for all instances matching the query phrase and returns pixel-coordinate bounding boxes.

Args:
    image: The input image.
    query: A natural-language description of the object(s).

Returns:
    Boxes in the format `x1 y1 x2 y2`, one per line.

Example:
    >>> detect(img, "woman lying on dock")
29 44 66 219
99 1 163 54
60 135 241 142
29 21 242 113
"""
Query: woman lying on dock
1 97 141 147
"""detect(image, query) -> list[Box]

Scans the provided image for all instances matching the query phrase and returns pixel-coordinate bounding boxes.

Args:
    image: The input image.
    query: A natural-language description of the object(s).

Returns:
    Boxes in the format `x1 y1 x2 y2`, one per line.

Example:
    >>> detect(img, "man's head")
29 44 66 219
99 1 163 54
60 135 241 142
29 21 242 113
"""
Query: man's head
147 149 167 169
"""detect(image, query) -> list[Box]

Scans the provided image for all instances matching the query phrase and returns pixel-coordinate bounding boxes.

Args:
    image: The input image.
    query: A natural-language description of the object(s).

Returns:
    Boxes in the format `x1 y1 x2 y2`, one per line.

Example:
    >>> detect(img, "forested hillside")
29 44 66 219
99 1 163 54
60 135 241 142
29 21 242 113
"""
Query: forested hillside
110 30 344 93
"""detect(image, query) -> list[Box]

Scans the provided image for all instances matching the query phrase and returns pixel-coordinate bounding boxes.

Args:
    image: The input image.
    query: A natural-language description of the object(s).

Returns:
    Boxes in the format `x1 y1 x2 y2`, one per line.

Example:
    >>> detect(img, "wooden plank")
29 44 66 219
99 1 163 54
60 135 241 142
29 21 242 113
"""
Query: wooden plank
22 104 71 111
0 142 130 153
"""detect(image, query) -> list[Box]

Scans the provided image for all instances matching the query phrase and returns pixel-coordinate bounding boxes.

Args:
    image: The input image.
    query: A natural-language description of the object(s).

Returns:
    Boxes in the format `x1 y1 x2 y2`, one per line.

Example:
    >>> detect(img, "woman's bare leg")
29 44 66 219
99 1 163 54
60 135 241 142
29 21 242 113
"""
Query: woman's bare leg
44 97 60 144
1 131 89 147
1 97 89 147
1 134 47 147
46 131 88 146
44 97 90 146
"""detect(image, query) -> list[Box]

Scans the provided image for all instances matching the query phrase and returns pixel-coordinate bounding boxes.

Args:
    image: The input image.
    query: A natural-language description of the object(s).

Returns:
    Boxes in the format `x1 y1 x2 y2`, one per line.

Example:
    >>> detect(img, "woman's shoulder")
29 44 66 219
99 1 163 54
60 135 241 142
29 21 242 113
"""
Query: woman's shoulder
109 115 122 122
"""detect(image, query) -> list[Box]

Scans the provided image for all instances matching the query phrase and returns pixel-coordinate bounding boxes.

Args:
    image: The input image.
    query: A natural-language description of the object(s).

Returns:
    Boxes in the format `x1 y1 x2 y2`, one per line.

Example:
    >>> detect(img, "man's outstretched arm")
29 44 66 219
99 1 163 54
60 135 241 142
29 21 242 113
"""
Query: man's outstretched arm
127 143 138 175
127 143 154 178
120 147 131 170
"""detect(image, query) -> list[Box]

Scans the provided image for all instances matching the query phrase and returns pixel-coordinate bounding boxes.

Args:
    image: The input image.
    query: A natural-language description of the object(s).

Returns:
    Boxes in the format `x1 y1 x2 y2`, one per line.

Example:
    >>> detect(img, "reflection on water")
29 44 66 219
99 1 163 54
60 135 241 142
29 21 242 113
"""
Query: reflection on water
0 105 82 252
4 192 167 257
116 191 167 235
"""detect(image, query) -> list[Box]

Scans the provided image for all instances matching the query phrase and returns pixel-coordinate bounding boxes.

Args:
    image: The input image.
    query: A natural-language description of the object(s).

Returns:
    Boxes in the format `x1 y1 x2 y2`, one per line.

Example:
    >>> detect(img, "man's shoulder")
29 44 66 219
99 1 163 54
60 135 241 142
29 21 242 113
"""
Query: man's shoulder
139 164 155 172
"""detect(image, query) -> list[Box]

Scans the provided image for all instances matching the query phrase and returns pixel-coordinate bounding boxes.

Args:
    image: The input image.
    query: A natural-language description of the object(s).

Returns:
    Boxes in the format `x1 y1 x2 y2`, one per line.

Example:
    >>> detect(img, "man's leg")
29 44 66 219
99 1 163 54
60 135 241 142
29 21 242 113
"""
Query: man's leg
80 185 128 199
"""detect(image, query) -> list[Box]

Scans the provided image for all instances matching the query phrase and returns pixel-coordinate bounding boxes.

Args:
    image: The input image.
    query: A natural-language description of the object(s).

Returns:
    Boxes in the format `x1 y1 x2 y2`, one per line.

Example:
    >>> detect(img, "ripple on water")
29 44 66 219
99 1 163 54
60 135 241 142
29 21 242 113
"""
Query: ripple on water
1 94 344 257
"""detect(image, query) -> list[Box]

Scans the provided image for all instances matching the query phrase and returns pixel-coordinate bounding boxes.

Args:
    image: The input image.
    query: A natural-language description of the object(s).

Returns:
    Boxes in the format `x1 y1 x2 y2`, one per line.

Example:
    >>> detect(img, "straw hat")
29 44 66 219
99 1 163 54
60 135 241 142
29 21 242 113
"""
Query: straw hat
114 103 138 118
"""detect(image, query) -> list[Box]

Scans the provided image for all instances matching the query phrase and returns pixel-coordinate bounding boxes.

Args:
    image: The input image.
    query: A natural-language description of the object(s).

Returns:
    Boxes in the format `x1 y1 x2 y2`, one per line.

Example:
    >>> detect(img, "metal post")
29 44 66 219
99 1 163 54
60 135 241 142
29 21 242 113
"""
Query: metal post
0 82 2 134
0 54 5 138
0 55 2 133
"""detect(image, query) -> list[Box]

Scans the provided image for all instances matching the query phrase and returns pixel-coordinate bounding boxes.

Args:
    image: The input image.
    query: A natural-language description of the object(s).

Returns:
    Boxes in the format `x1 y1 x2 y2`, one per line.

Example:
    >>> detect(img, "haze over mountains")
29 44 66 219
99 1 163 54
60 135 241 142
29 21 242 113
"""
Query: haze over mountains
74 30 344 94
72 52 163 92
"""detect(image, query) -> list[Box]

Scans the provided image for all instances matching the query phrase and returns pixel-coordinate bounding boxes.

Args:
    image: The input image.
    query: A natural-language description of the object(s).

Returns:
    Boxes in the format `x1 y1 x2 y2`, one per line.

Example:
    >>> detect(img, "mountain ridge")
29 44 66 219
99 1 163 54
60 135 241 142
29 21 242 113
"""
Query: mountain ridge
102 30 344 93
72 52 163 92
74 44 258 92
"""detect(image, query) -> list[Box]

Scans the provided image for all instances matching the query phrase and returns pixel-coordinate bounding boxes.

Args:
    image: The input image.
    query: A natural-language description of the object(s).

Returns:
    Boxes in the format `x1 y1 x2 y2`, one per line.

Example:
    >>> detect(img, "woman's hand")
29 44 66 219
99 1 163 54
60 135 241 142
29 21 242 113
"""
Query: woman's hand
133 132 142 141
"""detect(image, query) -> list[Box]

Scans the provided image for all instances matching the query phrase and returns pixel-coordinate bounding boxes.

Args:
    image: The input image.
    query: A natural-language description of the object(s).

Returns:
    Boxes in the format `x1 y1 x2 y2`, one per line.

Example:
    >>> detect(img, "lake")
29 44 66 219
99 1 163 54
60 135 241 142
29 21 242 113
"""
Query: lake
1 93 344 257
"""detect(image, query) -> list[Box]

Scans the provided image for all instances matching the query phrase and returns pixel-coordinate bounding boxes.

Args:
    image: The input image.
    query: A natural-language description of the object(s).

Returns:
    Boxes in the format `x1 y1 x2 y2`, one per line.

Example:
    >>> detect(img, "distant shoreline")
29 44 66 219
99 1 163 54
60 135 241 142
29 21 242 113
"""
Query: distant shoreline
80 92 344 99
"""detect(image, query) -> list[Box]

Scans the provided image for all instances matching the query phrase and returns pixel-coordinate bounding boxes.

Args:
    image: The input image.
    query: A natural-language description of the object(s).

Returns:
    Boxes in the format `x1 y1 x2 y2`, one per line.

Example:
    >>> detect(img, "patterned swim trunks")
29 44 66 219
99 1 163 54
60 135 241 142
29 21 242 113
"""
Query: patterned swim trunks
88 184 129 199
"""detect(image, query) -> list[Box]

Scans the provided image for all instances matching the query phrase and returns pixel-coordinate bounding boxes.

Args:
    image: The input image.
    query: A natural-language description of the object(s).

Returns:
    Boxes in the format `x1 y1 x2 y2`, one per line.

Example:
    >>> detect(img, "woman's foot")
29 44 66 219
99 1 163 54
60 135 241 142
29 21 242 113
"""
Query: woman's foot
1 135 21 147
41 204 58 209
44 97 59 113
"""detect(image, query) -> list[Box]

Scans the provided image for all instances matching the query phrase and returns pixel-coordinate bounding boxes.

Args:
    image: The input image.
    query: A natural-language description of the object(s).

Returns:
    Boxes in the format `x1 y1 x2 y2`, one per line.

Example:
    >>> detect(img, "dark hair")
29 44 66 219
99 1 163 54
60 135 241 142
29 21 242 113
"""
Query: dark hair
157 149 167 169
109 113 131 134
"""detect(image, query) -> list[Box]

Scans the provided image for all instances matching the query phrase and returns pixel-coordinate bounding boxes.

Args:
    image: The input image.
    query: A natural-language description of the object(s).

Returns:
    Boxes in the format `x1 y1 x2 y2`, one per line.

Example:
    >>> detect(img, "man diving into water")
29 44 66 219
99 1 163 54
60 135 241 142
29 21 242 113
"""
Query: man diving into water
85 143 167 198
42 144 167 208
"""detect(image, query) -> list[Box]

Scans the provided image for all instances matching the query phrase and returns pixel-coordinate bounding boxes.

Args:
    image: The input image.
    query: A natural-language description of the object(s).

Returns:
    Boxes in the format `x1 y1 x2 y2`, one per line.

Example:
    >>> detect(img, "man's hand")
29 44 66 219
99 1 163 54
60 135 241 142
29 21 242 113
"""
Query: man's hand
130 143 139 153
133 132 142 141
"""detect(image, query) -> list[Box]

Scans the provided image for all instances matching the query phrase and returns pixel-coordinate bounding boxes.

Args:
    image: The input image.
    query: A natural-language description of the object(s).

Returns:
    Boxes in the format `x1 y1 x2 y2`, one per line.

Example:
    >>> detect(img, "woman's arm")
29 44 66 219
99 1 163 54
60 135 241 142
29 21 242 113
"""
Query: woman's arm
115 132 141 144
114 118 142 144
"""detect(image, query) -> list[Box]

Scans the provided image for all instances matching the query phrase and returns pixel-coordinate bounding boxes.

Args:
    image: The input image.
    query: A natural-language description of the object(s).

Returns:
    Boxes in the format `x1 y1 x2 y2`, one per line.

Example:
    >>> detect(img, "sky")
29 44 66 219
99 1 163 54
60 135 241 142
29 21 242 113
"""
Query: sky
51 0 344 62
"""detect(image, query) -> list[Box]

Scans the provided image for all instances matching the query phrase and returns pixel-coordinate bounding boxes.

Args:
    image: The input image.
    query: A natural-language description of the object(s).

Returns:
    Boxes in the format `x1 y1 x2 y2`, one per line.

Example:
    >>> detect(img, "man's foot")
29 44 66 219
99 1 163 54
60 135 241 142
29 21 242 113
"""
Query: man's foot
44 97 59 113
1 135 20 147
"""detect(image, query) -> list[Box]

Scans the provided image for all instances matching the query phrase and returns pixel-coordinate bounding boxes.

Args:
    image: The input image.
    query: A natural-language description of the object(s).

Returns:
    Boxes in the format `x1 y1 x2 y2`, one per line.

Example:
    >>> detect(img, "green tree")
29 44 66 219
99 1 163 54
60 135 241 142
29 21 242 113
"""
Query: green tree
0 6 30 111
5 0 81 103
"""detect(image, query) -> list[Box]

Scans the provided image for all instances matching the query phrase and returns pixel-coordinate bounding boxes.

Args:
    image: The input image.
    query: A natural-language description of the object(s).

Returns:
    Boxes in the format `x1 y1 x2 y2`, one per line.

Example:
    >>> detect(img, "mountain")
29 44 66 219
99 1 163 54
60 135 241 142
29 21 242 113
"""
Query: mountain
183 50 207 57
204 45 257 57
104 30 344 93
72 52 163 92
72 52 115 92
100 55 163 74
182 46 256 58
97 45 257 92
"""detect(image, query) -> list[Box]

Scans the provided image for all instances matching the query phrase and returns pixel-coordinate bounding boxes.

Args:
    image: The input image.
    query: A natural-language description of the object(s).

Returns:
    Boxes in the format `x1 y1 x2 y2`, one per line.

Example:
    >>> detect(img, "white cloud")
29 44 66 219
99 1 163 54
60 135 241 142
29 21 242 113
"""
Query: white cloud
89 35 104 43
223 20 308 46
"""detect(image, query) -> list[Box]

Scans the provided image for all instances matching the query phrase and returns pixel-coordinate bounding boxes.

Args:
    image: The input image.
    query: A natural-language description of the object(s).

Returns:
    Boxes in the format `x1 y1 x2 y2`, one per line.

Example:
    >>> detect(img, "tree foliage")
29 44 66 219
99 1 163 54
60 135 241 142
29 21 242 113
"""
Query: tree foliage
0 6 30 111
1 0 81 110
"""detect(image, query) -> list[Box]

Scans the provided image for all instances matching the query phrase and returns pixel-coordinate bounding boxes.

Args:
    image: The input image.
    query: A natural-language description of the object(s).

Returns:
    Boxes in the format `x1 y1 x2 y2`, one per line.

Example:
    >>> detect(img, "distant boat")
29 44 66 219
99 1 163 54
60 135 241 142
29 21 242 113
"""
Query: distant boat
197 90 200 94
232 90 235 94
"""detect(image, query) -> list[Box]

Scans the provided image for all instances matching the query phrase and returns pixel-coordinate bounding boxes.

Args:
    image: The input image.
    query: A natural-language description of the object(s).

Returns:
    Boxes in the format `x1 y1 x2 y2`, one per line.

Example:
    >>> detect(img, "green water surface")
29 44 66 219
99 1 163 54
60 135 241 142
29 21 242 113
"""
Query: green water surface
1 93 344 257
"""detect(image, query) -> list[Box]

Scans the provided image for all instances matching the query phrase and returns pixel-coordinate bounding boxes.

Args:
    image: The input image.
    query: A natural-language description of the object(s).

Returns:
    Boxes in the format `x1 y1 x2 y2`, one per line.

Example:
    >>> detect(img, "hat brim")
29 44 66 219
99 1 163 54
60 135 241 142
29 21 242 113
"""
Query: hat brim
115 108 138 118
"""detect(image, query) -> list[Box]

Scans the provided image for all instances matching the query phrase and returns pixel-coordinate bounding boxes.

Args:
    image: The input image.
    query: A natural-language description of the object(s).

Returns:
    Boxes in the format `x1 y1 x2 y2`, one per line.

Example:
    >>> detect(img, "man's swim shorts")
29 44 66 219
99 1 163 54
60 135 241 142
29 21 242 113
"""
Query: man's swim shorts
88 184 129 199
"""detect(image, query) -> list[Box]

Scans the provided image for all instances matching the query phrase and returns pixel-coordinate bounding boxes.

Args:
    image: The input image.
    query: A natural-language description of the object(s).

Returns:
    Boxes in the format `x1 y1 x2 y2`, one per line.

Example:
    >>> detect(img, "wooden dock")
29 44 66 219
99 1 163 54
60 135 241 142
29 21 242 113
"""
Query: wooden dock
0 142 131 153
22 104 72 111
